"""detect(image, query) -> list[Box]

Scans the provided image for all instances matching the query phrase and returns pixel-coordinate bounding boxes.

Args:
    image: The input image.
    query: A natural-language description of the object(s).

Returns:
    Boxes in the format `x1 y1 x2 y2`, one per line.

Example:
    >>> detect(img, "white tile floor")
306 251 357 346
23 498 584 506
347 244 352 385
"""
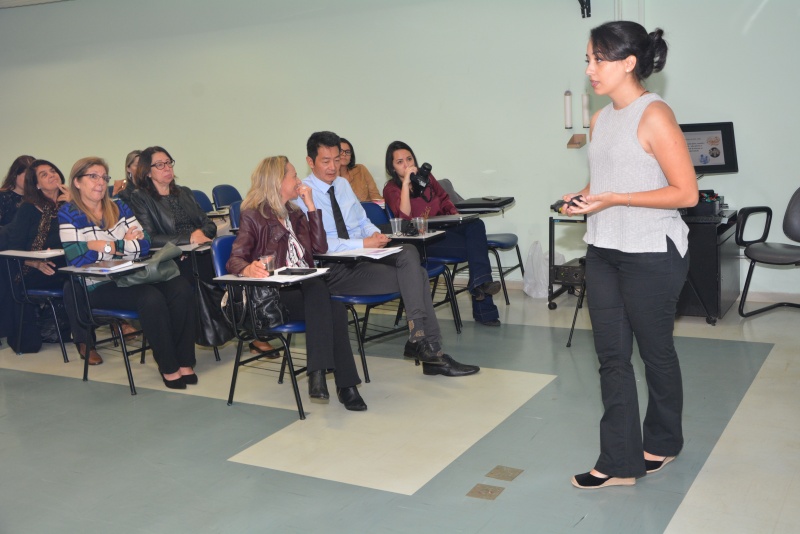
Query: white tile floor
1 287 798 533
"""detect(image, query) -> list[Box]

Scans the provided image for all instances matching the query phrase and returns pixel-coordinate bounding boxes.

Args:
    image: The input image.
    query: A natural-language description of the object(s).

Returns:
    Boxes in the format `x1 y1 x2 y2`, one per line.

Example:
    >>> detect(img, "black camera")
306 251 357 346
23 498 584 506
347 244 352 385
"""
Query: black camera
409 162 432 198
550 195 584 213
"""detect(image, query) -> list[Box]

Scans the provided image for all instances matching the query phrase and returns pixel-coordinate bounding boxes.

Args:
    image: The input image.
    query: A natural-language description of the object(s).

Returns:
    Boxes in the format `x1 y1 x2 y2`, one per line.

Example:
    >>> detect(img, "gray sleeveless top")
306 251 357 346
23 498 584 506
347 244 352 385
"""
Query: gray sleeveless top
584 93 689 256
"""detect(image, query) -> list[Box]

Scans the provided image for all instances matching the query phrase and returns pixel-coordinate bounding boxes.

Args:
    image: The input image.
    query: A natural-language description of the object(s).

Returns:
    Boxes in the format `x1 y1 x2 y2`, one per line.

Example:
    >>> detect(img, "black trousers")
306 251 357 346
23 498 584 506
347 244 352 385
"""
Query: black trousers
585 239 688 478
278 277 360 388
86 277 197 375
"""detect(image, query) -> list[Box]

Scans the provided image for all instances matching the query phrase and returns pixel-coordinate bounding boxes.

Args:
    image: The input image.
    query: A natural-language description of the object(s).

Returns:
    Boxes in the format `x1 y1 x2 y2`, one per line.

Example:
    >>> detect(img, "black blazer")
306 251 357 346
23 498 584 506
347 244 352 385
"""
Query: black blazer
129 185 216 247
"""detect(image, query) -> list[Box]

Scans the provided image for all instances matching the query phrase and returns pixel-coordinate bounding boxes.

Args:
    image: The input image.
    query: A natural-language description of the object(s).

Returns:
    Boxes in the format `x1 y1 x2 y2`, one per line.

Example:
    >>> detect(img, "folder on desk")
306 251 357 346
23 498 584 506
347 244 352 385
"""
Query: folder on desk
454 196 515 210
425 213 480 228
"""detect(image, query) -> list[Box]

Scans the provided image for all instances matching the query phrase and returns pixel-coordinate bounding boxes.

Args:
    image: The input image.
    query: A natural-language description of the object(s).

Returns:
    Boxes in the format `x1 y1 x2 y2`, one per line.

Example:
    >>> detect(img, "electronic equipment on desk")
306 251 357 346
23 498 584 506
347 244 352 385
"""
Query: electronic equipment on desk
682 209 737 225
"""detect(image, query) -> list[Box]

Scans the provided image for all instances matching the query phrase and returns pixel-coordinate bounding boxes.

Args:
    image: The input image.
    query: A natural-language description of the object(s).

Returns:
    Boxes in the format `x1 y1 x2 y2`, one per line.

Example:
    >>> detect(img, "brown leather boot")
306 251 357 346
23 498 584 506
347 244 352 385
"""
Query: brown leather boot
78 344 103 365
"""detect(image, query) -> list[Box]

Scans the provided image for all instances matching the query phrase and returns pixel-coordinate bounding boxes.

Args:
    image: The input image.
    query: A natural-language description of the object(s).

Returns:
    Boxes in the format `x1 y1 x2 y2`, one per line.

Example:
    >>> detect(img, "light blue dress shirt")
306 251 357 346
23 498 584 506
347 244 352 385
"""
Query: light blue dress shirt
296 173 380 252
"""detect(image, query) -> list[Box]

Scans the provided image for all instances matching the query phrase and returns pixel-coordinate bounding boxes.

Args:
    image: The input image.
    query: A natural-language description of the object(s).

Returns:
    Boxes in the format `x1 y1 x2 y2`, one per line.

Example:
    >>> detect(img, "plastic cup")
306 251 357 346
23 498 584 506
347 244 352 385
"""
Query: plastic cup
390 218 403 236
413 217 428 235
259 254 276 272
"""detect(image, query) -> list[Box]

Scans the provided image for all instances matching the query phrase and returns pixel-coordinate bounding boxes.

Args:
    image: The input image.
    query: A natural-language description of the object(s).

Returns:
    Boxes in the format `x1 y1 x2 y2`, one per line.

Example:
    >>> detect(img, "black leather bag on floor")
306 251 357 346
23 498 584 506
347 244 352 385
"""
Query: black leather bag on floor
222 285 288 335
195 279 234 347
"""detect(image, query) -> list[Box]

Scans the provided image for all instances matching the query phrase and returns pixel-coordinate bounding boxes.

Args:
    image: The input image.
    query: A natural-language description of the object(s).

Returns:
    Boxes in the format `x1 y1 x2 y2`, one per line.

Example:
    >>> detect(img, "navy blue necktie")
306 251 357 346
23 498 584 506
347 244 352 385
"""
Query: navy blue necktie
328 186 350 240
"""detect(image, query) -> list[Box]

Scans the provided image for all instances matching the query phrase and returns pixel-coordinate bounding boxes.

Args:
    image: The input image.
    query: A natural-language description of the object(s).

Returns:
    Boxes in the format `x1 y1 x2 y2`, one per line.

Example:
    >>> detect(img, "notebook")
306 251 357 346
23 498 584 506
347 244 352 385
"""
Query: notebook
454 196 515 210
425 213 480 228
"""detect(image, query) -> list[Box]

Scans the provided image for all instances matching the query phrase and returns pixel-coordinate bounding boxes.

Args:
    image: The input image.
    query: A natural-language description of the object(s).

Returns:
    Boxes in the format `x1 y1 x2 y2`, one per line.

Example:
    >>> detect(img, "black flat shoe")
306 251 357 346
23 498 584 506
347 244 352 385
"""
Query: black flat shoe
472 281 501 301
181 373 198 385
422 354 480 377
571 471 635 489
162 376 186 390
308 370 329 400
249 341 280 359
645 456 676 474
336 386 367 411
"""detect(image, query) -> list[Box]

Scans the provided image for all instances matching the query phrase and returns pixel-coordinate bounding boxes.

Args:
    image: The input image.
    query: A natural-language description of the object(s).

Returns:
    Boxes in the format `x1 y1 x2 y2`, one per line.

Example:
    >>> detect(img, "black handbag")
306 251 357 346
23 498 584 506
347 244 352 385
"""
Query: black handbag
222 285 289 335
195 279 234 347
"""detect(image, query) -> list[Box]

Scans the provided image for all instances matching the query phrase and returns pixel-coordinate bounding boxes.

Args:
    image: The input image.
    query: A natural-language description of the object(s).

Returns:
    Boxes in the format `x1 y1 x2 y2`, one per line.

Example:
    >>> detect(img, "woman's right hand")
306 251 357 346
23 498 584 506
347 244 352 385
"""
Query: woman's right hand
401 165 417 186
242 260 270 278
24 259 57 276
190 229 212 245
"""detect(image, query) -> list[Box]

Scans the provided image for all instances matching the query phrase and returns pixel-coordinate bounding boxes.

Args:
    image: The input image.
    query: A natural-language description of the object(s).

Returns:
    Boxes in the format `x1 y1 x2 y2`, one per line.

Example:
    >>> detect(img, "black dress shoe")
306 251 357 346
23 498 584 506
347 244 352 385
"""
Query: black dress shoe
162 375 187 390
308 370 329 400
472 281 501 301
181 373 198 385
422 354 480 377
479 319 501 327
336 386 367 411
404 339 446 365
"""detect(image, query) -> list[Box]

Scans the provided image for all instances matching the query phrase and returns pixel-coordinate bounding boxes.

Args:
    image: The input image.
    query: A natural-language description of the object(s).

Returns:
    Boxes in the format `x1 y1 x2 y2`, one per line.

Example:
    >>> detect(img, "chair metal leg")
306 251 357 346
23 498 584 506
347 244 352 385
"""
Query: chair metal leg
489 248 510 305
227 339 245 405
279 338 306 420
278 333 293 384
441 267 463 333
44 299 69 363
345 305 370 383
213 346 221 361
515 245 525 276
15 302 25 355
111 322 137 395
82 341 91 382
566 282 586 348
738 260 800 317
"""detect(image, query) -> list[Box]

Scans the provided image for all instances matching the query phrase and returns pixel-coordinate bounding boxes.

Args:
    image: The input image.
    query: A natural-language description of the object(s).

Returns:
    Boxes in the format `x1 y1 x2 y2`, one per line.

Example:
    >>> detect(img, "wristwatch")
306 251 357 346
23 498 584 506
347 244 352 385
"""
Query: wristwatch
103 242 112 254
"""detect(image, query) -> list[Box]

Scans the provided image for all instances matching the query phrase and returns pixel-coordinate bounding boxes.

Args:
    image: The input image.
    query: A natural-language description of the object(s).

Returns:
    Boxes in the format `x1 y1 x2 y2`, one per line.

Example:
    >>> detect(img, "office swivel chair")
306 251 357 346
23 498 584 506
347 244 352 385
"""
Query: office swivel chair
735 186 800 317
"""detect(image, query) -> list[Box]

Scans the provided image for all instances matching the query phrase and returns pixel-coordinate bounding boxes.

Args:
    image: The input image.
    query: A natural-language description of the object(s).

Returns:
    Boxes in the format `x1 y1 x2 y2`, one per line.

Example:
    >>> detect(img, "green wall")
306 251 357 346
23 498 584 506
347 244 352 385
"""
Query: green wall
1 0 798 295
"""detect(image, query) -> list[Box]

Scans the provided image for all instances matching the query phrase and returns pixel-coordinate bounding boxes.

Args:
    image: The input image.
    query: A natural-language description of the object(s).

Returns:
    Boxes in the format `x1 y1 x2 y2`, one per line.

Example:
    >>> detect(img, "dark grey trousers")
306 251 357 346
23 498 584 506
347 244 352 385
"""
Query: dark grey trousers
325 244 442 345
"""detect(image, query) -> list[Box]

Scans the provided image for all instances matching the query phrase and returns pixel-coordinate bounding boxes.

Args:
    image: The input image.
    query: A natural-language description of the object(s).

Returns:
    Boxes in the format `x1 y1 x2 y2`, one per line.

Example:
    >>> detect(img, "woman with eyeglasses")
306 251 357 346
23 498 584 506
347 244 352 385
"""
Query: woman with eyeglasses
59 157 198 389
383 140 502 327
338 138 382 201
128 146 217 281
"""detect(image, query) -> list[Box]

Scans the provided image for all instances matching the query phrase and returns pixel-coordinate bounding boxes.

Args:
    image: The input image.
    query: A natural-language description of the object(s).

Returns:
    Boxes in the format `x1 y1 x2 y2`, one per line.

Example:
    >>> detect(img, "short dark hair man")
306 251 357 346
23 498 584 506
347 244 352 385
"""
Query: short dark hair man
297 131 478 377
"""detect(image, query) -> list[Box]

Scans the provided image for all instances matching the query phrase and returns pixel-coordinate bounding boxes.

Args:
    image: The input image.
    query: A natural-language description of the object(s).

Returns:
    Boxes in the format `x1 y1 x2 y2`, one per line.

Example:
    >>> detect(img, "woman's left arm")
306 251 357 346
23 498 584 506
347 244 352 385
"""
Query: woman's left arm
636 101 699 208
430 178 458 215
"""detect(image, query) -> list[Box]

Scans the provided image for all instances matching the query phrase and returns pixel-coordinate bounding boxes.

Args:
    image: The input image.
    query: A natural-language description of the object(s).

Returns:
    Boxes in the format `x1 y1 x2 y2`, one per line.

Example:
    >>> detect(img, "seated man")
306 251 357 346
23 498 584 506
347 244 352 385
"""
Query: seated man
296 131 478 377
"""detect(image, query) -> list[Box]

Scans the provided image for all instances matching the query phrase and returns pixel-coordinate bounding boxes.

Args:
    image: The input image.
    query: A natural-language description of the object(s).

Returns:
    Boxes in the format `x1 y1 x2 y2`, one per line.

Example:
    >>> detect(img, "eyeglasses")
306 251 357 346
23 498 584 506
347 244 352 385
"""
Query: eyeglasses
81 173 111 183
340 150 352 156
151 159 176 170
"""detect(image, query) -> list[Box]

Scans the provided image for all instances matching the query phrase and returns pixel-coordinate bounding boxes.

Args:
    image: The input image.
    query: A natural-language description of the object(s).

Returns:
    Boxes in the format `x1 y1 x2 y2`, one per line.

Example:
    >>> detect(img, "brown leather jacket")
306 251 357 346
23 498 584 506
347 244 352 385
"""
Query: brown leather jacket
226 204 326 275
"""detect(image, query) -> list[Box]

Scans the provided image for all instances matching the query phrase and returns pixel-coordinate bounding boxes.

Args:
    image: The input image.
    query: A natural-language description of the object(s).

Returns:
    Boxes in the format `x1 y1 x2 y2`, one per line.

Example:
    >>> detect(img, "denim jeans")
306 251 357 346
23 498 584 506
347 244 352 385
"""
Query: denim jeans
585 239 688 478
425 218 499 323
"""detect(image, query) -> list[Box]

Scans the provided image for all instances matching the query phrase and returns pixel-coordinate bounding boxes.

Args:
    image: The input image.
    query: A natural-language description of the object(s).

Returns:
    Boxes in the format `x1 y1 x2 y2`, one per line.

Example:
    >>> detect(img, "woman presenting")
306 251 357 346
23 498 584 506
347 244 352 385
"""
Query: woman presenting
562 21 698 489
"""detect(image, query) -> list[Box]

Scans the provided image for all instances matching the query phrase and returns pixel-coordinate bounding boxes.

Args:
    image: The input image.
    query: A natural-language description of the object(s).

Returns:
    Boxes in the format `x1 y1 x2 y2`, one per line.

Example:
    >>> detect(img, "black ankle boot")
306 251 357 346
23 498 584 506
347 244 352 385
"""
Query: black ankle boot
422 354 480 377
308 370 329 399
336 386 367 411
405 339 446 365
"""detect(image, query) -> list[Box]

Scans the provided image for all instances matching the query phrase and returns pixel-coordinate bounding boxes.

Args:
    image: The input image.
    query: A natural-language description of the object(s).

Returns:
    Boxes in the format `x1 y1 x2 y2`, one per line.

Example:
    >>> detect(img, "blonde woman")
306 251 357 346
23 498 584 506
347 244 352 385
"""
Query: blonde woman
226 156 366 411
